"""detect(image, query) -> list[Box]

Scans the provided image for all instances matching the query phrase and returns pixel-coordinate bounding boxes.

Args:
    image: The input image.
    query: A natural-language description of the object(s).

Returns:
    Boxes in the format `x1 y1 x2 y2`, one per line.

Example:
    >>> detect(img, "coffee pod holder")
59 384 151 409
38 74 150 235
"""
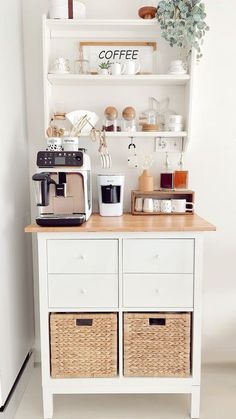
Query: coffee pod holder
131 190 195 216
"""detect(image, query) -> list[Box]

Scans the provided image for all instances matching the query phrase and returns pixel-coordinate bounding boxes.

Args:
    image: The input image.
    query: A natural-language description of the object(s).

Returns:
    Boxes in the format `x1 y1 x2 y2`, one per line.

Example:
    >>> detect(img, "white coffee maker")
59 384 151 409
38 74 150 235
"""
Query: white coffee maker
97 174 125 217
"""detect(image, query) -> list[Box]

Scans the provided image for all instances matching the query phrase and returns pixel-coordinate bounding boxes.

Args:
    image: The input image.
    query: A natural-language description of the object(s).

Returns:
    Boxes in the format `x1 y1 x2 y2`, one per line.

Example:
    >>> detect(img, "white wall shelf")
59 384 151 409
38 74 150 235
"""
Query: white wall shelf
48 74 190 86
79 131 187 139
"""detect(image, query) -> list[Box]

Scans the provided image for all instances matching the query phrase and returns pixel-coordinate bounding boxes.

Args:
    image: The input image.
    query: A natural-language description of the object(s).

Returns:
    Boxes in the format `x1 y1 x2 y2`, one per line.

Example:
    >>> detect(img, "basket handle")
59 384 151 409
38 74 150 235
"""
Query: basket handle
149 318 166 326
76 319 93 327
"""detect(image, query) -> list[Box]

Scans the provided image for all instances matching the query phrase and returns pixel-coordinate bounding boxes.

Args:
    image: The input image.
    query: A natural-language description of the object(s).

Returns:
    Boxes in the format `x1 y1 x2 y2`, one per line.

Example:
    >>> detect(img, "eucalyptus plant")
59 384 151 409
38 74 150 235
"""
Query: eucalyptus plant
156 0 209 60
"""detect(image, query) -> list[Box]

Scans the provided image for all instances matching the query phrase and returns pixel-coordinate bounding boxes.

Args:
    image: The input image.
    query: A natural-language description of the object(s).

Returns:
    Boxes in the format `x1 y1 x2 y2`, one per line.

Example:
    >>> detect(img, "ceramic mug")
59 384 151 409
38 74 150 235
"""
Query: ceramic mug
171 199 195 213
143 198 154 213
62 137 79 151
135 197 143 212
47 137 63 151
111 62 126 76
124 60 141 75
160 200 172 214
153 199 161 213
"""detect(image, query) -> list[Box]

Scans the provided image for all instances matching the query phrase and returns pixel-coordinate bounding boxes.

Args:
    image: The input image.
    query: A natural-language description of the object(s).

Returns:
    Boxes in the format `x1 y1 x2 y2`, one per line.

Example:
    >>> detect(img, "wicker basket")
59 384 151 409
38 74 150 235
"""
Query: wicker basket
50 313 118 378
124 312 191 377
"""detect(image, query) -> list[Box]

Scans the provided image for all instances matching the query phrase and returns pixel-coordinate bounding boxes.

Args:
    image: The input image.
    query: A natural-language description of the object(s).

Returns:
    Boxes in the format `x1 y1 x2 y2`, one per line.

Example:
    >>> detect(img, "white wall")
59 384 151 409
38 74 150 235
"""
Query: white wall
22 0 236 363
0 0 33 405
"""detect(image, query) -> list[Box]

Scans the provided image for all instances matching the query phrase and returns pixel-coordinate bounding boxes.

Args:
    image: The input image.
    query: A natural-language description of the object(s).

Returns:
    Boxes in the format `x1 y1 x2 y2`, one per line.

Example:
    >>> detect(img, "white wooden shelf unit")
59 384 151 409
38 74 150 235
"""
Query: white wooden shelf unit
36 230 203 419
43 15 195 152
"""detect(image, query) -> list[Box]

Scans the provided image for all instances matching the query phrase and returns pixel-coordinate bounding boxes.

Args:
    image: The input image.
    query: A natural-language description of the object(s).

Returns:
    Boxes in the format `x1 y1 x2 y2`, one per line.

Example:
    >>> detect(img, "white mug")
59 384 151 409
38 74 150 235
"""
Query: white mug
135 197 143 212
153 199 161 213
124 60 140 75
160 200 172 214
171 199 194 213
62 137 79 151
143 198 154 213
47 137 63 151
111 62 126 76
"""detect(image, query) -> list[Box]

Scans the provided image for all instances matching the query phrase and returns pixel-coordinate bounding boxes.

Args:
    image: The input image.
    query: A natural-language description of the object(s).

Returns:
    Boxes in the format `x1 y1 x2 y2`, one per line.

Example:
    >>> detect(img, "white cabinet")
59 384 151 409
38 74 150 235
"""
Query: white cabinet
36 230 205 419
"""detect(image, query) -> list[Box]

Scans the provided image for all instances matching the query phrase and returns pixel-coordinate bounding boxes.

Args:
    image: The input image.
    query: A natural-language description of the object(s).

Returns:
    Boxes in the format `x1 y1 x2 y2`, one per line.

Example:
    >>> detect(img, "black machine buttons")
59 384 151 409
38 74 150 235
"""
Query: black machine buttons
37 151 84 168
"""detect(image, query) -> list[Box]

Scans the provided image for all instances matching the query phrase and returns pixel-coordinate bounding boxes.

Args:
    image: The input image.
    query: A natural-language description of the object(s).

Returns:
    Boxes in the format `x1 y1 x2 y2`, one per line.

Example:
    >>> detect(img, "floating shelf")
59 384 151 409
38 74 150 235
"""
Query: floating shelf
79 131 187 138
48 74 190 86
47 18 159 32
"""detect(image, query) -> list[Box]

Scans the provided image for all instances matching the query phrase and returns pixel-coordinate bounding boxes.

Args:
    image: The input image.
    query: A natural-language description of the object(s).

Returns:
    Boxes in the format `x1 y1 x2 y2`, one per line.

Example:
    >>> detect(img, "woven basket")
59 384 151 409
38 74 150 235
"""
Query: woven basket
50 313 118 378
124 312 191 377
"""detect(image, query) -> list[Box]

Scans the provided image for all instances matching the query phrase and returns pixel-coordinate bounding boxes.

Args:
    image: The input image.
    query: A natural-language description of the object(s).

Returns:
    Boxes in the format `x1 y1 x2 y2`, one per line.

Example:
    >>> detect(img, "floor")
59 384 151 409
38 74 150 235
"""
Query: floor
14 364 235 419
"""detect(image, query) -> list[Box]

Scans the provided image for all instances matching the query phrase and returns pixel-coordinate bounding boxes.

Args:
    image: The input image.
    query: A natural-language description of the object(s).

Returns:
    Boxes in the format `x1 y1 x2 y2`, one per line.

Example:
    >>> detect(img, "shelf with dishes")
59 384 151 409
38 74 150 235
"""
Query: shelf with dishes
48 73 190 86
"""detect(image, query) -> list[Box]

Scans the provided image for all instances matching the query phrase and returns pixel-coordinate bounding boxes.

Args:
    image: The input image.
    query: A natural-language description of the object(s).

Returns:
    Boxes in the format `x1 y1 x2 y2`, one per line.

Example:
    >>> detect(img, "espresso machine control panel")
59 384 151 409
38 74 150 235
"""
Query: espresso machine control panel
37 151 84 168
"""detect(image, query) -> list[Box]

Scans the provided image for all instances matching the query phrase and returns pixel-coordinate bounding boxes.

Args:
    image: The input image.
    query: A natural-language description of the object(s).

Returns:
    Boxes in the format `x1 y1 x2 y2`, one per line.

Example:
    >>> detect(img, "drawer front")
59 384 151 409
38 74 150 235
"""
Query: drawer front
47 240 118 274
48 274 118 308
123 274 193 308
123 239 194 273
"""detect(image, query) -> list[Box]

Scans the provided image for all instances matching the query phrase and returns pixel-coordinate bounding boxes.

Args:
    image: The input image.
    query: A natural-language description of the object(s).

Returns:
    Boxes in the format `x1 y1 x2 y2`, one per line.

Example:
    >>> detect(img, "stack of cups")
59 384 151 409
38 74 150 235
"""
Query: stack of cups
166 115 184 132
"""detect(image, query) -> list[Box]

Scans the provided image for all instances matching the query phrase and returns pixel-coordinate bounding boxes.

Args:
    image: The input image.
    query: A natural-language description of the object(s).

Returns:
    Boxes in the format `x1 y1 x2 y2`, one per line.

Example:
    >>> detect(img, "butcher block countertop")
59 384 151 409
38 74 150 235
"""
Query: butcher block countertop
25 213 216 233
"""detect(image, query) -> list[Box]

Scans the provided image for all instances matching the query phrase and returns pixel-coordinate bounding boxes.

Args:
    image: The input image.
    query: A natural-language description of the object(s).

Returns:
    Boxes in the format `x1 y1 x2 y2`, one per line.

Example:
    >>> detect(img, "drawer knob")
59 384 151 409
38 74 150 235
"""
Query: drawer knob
155 288 160 294
155 254 159 260
78 255 85 260
80 288 87 295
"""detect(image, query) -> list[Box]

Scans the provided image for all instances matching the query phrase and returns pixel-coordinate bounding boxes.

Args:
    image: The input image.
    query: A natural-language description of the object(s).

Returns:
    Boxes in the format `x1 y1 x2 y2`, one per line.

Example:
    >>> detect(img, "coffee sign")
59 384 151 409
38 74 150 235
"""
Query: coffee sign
80 41 157 74
98 49 139 61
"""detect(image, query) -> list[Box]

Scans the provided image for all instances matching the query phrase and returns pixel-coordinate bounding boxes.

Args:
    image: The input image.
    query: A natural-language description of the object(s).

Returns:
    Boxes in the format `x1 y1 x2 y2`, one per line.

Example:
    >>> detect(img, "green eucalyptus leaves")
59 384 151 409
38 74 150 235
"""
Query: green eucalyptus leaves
157 0 209 60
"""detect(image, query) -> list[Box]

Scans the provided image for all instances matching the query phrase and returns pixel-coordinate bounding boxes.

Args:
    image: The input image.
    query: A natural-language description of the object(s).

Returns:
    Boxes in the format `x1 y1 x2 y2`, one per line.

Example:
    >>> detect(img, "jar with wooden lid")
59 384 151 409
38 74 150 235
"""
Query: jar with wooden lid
103 106 121 132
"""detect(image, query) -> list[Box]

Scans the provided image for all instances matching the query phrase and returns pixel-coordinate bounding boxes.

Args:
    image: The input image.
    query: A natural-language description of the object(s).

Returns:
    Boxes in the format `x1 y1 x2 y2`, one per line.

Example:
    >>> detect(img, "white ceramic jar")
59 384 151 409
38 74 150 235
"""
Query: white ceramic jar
49 0 68 19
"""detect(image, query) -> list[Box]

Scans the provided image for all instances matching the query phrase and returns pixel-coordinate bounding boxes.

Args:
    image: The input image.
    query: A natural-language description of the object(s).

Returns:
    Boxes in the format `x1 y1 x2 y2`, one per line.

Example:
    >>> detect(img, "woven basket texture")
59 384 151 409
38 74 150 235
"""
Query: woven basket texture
50 313 117 378
124 312 191 377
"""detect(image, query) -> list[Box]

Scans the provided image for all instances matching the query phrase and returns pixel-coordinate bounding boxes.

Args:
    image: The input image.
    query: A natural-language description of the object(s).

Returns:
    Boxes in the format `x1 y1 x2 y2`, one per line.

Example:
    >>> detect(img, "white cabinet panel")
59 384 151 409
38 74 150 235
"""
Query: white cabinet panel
123 274 193 308
123 239 194 273
48 274 118 308
47 240 118 274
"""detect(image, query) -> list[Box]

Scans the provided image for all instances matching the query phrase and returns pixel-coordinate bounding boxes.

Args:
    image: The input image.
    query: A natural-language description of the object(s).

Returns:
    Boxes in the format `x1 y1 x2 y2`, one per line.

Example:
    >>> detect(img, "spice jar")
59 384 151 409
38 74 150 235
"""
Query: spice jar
122 107 137 132
103 106 121 132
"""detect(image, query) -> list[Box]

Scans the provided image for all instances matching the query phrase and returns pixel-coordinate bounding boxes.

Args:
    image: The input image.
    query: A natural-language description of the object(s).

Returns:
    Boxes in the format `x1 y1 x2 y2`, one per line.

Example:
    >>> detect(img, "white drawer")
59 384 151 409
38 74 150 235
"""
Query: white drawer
47 240 118 274
123 274 193 308
48 274 118 308
123 239 194 273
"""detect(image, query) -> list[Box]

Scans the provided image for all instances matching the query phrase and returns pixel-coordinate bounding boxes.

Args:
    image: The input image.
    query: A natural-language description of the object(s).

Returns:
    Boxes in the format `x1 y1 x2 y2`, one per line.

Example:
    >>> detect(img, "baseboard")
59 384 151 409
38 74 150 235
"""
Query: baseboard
0 351 34 419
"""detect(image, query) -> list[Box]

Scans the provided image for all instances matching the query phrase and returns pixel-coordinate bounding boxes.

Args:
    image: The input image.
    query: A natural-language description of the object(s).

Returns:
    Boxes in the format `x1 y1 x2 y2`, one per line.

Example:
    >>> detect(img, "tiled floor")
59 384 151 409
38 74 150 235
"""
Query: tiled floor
14 364 235 419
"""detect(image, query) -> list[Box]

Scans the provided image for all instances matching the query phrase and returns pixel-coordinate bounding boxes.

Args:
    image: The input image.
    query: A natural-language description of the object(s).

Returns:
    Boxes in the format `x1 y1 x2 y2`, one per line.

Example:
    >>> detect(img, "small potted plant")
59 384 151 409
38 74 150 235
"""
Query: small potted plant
98 61 112 75
156 0 209 61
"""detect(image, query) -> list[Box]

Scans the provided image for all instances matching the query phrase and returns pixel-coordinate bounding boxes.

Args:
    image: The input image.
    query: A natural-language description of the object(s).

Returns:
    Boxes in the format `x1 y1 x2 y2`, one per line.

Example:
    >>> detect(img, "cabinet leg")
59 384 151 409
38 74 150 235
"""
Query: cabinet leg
190 386 200 418
42 388 53 419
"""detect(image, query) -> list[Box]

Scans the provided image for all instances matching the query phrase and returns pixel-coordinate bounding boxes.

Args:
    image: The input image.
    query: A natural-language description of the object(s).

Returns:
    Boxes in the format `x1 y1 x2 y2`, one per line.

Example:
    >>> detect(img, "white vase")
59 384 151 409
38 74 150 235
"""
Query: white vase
49 0 68 19
73 1 86 19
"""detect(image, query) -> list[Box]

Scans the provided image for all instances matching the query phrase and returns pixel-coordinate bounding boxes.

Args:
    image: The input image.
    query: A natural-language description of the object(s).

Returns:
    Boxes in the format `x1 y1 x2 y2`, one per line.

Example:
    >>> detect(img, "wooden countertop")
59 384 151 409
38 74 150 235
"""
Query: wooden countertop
25 213 216 233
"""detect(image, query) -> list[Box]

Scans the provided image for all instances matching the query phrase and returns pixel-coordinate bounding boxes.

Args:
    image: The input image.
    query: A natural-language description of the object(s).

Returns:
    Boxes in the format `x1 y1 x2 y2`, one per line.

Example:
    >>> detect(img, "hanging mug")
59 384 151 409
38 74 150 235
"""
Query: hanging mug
124 60 141 75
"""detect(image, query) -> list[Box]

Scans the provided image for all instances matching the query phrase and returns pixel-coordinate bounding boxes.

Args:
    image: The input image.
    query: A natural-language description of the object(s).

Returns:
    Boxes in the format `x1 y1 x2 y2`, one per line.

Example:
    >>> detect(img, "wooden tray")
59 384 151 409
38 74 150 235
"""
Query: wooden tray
131 190 195 216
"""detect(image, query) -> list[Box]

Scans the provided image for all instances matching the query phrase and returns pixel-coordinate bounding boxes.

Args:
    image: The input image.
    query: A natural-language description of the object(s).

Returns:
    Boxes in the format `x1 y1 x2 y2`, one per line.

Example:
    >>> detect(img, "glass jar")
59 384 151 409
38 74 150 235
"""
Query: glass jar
122 107 137 133
160 153 174 190
74 58 90 74
103 106 121 132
